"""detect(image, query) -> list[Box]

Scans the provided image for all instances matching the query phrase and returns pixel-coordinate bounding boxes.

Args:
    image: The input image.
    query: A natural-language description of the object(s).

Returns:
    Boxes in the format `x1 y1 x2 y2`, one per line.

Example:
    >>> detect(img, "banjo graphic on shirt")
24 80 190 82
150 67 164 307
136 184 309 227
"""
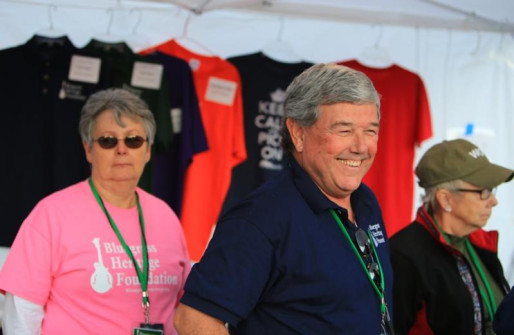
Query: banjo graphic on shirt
90 237 113 293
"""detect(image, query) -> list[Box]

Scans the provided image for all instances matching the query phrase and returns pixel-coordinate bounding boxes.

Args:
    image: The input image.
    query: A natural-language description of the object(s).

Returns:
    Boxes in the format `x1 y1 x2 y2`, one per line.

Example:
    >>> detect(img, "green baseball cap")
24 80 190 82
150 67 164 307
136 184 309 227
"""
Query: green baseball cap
416 139 513 188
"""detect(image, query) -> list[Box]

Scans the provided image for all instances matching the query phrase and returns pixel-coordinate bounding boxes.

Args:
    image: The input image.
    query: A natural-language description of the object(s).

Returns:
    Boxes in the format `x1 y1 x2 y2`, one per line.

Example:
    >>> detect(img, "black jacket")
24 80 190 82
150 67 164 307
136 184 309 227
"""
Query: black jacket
390 206 509 335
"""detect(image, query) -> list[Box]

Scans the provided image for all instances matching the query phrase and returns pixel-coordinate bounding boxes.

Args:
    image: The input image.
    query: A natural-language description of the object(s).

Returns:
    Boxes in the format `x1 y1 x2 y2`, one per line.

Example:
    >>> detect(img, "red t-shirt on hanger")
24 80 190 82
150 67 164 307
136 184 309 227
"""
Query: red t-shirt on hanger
340 60 432 237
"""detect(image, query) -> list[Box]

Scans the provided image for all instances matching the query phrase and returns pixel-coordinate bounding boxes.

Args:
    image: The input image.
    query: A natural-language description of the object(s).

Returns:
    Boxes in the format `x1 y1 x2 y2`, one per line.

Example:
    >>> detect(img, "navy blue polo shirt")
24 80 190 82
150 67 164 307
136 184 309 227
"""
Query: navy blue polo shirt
182 157 393 334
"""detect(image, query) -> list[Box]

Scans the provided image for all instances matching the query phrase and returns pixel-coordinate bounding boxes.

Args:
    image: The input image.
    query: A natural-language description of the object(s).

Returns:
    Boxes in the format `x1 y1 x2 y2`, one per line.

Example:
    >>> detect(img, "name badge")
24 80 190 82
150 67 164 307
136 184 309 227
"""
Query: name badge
133 323 164 335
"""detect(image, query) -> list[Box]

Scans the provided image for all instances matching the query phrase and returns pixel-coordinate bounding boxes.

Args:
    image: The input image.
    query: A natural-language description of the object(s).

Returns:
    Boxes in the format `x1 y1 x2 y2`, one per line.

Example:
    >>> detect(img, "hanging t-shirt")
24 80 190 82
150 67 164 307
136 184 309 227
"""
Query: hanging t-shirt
0 35 106 246
82 40 174 193
82 40 174 152
142 51 208 216
340 60 432 237
222 52 313 214
141 40 246 261
0 180 190 334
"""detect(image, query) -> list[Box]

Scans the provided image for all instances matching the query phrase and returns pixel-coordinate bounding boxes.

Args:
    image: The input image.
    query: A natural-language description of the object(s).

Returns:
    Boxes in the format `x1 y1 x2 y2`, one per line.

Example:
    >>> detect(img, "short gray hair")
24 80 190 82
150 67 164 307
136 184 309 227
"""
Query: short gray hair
280 63 380 152
79 88 156 147
421 179 466 212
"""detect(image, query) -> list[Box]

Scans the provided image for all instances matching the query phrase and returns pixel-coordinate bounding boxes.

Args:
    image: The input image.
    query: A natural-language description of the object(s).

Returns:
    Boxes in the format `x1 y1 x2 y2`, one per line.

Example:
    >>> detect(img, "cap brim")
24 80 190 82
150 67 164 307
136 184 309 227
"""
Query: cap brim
463 163 514 188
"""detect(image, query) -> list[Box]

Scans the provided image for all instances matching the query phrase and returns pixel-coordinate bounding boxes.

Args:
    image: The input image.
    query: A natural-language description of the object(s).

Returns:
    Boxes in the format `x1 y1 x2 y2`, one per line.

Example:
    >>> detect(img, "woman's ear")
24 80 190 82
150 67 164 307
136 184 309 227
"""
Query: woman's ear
83 142 93 164
435 188 452 213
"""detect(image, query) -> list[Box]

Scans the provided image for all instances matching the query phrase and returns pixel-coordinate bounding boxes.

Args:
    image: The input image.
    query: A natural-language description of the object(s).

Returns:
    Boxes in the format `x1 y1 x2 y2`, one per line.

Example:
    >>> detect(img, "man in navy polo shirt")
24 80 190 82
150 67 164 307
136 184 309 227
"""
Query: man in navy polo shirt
174 63 394 334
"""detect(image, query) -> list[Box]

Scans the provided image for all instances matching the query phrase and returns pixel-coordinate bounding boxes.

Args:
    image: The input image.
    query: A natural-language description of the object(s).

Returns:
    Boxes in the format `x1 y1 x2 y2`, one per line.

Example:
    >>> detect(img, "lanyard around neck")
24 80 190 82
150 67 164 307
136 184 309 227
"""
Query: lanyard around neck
433 217 497 317
329 209 386 315
465 239 497 317
88 178 151 320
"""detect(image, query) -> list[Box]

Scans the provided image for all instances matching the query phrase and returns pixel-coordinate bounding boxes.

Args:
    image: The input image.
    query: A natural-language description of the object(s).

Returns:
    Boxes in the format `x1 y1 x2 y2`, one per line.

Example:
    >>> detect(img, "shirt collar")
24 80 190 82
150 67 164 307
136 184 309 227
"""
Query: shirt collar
288 155 374 219
26 35 77 63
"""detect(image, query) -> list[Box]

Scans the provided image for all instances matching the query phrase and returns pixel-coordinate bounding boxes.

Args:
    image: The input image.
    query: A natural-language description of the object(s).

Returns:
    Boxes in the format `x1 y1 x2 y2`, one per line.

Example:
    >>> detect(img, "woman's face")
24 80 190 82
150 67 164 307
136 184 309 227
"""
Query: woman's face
83 110 151 185
447 181 498 232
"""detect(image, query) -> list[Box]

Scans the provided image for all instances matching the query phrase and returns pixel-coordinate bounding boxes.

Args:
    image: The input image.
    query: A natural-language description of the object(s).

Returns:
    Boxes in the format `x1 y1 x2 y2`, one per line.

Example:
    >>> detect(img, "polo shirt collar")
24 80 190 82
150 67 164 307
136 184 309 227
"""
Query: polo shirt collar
26 35 77 63
288 155 375 220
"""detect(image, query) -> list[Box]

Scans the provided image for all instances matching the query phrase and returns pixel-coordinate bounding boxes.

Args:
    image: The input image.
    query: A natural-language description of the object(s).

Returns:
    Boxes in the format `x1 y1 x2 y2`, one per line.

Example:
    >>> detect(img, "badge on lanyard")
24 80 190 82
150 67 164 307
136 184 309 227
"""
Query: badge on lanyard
133 323 164 334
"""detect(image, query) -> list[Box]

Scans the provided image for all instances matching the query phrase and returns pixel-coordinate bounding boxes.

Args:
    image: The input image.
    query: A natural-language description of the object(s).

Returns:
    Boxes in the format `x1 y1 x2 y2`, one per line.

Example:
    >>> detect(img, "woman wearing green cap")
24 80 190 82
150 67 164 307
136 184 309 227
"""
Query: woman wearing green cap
390 138 514 335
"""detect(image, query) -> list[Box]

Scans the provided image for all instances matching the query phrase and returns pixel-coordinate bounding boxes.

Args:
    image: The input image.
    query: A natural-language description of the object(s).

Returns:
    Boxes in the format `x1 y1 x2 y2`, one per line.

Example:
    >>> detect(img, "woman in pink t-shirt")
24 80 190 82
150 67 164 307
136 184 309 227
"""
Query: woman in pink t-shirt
0 88 190 334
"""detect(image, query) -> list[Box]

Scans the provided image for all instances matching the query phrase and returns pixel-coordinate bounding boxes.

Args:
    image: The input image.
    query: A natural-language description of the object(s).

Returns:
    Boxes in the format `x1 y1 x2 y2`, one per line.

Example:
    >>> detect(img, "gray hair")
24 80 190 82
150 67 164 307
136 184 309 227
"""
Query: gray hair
79 88 156 147
280 63 380 152
421 179 466 212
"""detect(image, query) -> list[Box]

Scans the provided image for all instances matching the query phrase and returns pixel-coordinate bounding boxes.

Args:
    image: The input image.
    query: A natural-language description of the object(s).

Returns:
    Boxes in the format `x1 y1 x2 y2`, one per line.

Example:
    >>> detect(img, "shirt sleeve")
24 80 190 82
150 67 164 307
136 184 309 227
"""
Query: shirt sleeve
0 201 53 306
2 293 44 335
180 218 273 327
230 70 247 167
494 286 514 334
415 77 432 146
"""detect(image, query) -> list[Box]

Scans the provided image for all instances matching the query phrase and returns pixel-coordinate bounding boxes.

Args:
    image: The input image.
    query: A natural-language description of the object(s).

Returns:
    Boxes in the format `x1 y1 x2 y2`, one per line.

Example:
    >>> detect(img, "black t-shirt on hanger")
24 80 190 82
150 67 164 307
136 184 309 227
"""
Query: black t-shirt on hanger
221 52 313 215
0 35 106 246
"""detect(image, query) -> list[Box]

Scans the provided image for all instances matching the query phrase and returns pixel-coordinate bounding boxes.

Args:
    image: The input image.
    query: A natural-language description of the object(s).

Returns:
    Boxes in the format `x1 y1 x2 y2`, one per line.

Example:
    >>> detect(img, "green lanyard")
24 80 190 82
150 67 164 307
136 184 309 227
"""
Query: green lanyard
89 178 151 323
433 217 497 318
329 209 387 316
465 239 497 317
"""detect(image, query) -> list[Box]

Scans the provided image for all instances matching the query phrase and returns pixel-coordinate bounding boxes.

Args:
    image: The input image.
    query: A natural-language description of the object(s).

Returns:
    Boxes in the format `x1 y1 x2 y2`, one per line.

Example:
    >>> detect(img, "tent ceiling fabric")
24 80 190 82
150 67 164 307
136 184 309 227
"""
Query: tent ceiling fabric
152 0 514 33
6 0 514 33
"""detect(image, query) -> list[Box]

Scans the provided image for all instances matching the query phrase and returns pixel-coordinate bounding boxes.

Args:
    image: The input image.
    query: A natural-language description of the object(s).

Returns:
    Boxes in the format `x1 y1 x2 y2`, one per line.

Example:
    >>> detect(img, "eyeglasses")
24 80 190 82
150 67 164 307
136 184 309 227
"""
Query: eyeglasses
455 187 497 200
94 136 148 149
355 228 380 280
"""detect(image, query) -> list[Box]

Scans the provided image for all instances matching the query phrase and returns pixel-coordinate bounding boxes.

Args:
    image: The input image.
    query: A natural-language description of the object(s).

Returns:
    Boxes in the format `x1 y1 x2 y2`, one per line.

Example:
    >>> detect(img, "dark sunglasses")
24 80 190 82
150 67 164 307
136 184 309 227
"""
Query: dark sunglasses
94 135 148 149
455 187 497 200
355 228 380 280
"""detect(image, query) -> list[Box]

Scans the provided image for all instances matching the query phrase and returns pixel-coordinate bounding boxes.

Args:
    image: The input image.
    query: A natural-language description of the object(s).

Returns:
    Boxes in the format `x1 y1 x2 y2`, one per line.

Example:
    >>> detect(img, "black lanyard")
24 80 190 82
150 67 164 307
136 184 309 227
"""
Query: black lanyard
89 178 151 323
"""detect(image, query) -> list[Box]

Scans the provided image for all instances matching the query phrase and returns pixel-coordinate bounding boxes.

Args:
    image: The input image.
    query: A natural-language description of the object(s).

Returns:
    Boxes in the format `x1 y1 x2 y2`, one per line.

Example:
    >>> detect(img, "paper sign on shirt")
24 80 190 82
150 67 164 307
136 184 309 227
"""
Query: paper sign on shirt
189 58 200 71
205 77 237 106
131 62 163 90
68 55 101 84
171 108 182 134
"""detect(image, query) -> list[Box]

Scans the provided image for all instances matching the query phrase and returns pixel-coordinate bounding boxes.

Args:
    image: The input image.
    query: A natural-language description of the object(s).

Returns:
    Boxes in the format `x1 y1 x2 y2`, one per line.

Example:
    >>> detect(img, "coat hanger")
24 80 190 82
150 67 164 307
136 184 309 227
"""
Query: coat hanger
123 8 148 52
36 4 67 41
261 16 302 63
92 8 126 45
470 29 482 56
130 8 143 36
462 23 513 70
357 25 393 69
174 10 216 56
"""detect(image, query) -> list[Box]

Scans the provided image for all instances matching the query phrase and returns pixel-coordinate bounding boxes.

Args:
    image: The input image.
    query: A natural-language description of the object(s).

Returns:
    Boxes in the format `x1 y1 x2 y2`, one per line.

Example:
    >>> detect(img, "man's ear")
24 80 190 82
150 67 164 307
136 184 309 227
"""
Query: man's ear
287 118 305 152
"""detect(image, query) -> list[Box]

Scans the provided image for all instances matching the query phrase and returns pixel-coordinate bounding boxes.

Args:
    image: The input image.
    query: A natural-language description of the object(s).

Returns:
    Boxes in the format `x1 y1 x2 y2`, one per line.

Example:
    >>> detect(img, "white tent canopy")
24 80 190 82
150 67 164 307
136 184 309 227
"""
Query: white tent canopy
1 0 514 282
166 0 514 33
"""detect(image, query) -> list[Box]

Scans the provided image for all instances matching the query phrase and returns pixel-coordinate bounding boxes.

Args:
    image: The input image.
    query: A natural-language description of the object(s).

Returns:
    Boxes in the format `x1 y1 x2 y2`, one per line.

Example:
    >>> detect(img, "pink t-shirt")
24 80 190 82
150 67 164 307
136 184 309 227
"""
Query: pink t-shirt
0 180 190 334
